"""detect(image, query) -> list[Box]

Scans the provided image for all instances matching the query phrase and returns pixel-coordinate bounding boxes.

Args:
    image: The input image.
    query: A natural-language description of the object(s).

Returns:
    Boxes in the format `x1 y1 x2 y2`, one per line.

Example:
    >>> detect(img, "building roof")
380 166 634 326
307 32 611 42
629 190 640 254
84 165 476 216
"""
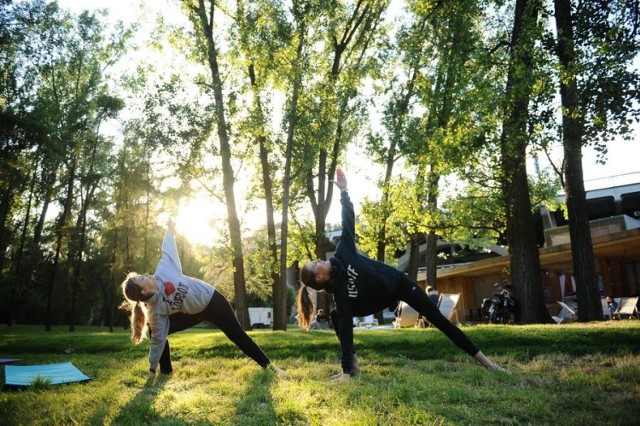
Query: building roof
433 228 640 279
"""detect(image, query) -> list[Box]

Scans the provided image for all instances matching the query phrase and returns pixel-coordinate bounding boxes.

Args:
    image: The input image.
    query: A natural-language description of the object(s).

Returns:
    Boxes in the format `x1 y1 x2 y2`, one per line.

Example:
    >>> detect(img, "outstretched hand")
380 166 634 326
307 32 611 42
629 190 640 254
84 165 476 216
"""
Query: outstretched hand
330 168 348 192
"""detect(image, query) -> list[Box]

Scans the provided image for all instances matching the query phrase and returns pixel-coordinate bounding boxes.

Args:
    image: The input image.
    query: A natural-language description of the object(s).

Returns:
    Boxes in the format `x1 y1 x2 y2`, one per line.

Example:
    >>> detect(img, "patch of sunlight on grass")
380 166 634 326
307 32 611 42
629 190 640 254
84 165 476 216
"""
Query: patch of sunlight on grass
523 353 574 372
321 409 379 426
3 324 639 425
156 387 223 418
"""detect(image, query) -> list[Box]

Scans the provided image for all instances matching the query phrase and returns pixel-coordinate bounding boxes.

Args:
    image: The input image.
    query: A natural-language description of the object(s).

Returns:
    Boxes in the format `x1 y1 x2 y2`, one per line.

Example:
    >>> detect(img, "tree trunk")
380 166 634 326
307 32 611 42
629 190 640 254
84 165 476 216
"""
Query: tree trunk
195 0 251 328
553 0 602 321
69 179 98 331
376 70 417 262
500 0 550 324
260 132 283 329
305 142 335 315
17 171 54 324
0 166 17 282
406 234 421 282
246 61 284 329
280 20 306 329
425 171 440 289
143 159 151 272
7 168 37 326
107 145 129 333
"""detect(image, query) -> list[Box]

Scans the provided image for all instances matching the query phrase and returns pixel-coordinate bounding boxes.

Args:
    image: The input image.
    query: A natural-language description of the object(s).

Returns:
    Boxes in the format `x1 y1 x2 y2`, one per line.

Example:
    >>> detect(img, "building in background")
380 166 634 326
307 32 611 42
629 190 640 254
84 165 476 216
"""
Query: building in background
410 181 640 323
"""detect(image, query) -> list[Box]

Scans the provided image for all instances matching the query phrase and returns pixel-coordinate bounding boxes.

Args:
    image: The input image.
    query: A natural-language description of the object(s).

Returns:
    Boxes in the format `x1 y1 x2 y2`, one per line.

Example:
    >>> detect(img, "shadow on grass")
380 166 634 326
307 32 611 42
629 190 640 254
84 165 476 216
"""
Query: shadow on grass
231 369 277 425
108 373 172 425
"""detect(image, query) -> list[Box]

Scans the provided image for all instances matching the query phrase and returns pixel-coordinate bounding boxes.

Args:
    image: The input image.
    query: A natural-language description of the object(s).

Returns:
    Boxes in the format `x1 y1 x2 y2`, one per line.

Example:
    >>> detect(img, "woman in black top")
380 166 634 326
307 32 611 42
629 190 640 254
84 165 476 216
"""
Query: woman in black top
296 169 504 379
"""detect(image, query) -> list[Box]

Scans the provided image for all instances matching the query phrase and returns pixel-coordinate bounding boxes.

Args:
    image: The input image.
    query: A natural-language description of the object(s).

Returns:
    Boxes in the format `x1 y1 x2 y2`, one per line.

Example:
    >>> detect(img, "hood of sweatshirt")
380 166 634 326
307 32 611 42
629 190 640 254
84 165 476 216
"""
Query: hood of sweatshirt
325 257 345 294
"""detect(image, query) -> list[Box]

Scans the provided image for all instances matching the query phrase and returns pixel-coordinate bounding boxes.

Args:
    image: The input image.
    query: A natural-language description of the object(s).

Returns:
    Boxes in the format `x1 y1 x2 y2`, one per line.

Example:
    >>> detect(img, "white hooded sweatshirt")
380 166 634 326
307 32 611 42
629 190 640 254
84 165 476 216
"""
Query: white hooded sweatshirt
145 231 215 370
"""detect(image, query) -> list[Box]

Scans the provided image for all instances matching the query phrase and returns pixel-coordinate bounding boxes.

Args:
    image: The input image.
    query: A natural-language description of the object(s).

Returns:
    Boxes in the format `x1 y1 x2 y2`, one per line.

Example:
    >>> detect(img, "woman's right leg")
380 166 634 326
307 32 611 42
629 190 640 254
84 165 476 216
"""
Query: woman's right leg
159 340 173 374
203 291 271 367
158 312 205 373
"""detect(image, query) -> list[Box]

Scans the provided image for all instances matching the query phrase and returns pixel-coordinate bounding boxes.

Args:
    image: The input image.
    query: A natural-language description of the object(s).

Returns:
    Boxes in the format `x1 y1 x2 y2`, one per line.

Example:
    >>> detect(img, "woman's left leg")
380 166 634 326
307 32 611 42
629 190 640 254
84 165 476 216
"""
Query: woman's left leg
202 291 271 367
395 277 479 357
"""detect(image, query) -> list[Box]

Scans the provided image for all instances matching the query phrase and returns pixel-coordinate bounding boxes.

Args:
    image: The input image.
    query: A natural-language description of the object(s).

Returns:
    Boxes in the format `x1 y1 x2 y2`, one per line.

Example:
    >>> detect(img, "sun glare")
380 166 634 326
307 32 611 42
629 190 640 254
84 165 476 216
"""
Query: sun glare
173 197 223 246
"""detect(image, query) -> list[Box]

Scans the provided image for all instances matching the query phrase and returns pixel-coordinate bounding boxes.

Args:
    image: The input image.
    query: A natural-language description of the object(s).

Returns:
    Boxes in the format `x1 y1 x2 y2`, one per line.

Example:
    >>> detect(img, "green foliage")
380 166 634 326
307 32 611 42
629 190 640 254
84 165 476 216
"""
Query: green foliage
441 162 560 248
197 223 284 307
286 215 319 265
572 1 640 147
2 0 638 329
441 179 506 249
29 376 53 390
0 0 135 327
358 175 435 263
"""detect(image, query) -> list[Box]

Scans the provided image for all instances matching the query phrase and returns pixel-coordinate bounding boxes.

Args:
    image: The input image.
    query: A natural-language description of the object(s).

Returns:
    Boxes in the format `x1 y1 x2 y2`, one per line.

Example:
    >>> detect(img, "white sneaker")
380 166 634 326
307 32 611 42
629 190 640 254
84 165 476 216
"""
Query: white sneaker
267 364 287 376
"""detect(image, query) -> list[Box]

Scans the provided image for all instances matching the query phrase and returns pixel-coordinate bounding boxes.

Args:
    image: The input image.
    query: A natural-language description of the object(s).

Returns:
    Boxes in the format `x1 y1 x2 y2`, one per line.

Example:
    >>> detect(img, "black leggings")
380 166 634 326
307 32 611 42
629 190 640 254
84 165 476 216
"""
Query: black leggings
330 275 480 358
158 291 270 373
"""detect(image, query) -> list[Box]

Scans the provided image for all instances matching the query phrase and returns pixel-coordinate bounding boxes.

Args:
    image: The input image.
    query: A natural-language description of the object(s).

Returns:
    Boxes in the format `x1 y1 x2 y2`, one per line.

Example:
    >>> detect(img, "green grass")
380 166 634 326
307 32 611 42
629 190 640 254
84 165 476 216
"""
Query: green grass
1 322 639 425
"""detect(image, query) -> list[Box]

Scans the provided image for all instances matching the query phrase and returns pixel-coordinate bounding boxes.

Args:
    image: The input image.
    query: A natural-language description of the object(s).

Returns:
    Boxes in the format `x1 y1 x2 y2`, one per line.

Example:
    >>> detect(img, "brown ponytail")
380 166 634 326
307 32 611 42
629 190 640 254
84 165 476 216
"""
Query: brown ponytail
296 285 315 330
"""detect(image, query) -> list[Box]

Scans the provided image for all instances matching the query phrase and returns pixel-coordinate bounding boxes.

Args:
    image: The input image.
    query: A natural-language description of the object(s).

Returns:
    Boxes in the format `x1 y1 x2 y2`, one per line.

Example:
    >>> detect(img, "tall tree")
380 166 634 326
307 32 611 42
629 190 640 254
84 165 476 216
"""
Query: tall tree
234 0 292 330
294 0 389 314
551 0 640 321
414 0 479 289
67 95 124 331
390 0 490 288
277 0 309 329
0 2 130 330
499 0 550 323
364 15 423 264
0 0 60 324
185 0 252 328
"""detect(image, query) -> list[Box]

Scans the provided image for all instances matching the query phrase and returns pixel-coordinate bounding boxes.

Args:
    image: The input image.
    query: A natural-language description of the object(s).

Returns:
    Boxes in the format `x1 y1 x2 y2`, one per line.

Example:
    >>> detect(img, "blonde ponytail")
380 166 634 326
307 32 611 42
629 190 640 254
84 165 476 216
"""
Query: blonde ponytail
296 285 315 330
130 302 147 344
119 273 149 344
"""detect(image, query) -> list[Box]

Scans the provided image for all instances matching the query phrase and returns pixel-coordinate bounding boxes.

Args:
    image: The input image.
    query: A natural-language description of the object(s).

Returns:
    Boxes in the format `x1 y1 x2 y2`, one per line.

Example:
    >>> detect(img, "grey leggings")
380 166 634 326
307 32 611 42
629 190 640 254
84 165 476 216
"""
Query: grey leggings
158 291 270 373
330 275 480 357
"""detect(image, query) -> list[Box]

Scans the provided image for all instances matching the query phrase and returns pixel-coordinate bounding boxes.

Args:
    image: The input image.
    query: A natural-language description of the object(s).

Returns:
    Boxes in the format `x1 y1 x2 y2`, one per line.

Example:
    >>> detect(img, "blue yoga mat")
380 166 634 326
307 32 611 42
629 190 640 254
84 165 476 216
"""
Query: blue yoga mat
4 362 93 387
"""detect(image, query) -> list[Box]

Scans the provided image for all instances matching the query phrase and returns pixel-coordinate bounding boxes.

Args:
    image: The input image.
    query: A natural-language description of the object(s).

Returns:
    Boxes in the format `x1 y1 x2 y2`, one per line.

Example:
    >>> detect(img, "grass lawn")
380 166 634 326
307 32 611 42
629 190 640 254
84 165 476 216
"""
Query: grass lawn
1 321 639 425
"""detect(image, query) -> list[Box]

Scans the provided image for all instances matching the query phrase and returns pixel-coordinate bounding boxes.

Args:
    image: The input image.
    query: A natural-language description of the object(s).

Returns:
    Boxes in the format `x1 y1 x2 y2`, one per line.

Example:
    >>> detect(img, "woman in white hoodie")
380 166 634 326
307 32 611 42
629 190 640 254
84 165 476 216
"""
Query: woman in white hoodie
120 222 283 379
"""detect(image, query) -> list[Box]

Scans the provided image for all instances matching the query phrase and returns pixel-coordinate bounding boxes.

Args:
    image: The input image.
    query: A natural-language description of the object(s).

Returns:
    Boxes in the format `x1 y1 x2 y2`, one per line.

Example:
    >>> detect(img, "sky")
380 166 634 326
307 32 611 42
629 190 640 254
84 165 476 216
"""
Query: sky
54 0 640 245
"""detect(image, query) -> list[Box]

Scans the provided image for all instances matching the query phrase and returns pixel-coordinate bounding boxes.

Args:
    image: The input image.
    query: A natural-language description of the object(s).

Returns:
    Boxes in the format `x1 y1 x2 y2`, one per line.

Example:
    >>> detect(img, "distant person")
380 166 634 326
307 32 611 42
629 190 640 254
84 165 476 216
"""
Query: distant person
606 296 619 319
426 286 440 306
310 308 330 330
415 314 429 328
120 220 284 380
296 169 504 379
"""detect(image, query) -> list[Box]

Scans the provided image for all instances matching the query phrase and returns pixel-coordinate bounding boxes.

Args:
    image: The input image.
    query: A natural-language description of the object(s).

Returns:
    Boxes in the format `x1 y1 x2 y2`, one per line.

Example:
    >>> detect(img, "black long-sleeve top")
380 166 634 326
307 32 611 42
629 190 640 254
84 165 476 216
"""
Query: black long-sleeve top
325 191 404 374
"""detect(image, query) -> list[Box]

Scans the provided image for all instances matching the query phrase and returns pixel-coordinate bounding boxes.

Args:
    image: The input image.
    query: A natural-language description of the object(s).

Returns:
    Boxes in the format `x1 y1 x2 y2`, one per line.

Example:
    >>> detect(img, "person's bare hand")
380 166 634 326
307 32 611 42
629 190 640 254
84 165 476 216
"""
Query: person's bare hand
330 168 348 191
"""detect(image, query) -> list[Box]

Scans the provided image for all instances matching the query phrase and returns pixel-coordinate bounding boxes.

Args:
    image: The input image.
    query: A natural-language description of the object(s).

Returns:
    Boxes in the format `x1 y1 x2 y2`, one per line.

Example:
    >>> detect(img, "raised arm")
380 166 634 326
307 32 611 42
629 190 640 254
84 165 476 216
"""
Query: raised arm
331 168 348 192
155 219 182 275
331 169 356 251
